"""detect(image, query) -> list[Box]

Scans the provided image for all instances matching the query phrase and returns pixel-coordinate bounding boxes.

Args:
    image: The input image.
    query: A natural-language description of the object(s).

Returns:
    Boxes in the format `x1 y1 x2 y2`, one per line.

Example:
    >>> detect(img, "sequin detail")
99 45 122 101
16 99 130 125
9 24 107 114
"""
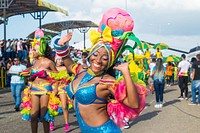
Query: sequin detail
66 68 121 132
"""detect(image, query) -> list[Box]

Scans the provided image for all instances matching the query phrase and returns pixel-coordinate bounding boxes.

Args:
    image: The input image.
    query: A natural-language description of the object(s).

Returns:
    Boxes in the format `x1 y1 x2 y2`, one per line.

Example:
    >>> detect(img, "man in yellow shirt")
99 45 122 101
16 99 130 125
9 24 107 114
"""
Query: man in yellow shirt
156 48 163 58
145 49 151 58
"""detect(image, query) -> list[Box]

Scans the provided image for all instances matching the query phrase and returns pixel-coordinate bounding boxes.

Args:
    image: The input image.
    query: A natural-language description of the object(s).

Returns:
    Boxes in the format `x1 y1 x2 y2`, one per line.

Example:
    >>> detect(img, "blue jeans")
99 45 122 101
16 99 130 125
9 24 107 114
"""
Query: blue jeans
191 80 200 104
154 79 165 103
22 50 28 60
17 50 23 61
11 83 24 108
6 52 11 59
10 51 16 60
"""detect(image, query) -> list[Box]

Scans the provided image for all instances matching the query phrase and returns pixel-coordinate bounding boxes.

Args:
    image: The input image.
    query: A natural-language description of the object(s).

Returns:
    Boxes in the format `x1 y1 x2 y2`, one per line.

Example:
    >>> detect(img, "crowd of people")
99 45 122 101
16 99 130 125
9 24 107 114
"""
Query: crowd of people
0 8 199 133
148 52 200 108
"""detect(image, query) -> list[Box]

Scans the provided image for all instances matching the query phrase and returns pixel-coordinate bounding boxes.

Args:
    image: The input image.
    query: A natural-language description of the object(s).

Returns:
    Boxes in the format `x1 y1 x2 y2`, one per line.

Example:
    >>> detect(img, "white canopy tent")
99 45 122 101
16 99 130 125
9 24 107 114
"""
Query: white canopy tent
71 39 92 50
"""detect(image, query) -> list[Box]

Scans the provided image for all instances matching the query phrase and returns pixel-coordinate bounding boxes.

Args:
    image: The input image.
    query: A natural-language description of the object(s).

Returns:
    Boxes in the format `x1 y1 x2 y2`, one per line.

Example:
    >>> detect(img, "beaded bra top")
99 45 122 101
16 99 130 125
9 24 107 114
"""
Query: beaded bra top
66 69 107 105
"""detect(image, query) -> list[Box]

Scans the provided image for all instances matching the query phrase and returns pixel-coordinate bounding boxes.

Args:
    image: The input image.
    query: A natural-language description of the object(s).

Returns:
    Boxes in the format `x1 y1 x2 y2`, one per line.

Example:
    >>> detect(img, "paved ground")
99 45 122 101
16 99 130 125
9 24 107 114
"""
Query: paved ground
0 84 200 133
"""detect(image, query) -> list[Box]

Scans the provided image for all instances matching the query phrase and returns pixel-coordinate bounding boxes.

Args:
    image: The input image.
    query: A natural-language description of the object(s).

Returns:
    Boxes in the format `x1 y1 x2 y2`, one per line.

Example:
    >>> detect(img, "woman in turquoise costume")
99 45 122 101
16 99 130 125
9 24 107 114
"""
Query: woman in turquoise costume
54 8 148 133
20 29 59 133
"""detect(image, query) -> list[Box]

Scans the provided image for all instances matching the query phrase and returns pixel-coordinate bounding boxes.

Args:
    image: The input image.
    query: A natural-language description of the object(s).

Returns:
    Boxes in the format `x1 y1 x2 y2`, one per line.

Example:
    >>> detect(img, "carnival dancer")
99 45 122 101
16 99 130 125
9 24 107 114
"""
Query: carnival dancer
20 29 59 133
54 8 149 132
49 55 73 132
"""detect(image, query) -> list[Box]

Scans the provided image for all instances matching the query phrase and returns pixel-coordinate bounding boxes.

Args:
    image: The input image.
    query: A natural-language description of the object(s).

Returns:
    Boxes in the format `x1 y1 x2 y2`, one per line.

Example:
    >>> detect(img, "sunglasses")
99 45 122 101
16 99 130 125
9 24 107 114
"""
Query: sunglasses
14 60 18 62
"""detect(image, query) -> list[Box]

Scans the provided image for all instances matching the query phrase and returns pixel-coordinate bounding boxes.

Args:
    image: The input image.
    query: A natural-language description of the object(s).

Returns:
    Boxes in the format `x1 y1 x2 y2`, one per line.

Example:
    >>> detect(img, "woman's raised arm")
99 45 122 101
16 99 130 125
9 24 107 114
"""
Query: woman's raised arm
54 32 74 73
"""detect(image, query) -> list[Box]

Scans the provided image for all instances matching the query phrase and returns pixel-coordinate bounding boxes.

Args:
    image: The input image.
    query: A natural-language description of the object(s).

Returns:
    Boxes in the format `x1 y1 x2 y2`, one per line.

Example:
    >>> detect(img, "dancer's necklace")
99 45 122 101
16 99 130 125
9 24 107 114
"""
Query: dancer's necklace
79 68 104 86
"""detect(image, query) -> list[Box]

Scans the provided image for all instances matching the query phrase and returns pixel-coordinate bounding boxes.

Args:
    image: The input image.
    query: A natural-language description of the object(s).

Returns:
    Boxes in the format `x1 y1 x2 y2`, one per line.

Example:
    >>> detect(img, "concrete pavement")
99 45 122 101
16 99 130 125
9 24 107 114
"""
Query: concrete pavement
0 84 200 133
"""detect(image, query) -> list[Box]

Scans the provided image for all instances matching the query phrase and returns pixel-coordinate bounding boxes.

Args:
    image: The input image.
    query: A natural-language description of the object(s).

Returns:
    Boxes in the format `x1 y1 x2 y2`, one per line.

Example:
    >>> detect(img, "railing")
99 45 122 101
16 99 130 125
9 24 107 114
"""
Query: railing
0 67 6 88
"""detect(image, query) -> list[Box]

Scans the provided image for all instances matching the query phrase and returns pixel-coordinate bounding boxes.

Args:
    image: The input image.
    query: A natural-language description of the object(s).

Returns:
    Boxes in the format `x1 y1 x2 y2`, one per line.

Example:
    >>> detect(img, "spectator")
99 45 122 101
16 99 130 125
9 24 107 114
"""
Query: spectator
22 39 28 60
177 54 190 100
144 49 151 58
6 39 11 59
17 38 23 61
166 62 173 86
6 58 13 87
152 58 166 108
8 57 26 111
171 63 175 85
10 39 17 60
190 57 197 81
148 57 156 92
81 51 89 67
0 57 6 67
156 48 163 59
188 54 200 105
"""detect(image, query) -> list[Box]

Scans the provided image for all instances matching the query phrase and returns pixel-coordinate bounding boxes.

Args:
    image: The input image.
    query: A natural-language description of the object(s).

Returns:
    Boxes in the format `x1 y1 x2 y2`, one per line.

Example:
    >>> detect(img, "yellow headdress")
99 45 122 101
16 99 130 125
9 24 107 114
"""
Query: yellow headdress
88 8 142 69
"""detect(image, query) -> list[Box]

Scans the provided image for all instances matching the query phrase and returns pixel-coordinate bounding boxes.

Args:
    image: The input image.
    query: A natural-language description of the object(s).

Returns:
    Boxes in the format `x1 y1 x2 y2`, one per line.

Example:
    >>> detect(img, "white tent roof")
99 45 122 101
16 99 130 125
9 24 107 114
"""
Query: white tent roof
187 50 200 59
71 39 92 50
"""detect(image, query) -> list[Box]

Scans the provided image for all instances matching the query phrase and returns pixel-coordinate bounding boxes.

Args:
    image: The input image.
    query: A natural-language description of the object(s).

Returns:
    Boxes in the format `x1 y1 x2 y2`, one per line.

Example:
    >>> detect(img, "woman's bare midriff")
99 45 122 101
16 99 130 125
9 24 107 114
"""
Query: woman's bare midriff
78 103 110 127
33 77 51 85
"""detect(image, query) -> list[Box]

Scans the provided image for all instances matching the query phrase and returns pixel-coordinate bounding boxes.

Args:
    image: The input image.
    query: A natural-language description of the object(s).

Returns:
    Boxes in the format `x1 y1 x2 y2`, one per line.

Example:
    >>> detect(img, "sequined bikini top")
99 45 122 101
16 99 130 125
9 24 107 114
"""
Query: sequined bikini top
31 69 41 75
66 70 107 105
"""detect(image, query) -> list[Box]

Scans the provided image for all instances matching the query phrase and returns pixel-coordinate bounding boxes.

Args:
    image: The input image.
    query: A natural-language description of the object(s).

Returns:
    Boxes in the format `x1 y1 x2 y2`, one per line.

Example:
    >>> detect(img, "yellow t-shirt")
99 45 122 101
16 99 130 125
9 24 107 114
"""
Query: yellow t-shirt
145 50 151 58
156 51 162 58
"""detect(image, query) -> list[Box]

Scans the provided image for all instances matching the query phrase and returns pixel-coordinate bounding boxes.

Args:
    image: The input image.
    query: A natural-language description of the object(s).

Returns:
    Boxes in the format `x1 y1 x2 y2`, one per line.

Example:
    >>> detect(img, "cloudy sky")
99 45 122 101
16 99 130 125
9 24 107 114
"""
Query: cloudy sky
1 0 200 57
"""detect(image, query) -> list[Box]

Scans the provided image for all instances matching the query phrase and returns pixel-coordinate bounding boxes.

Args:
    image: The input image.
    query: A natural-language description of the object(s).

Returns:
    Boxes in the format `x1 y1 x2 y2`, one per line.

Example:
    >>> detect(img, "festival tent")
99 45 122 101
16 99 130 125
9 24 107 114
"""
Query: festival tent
189 46 200 53
40 20 98 32
27 20 98 49
187 46 200 59
27 20 98 39
0 0 68 18
0 0 68 48
71 39 92 50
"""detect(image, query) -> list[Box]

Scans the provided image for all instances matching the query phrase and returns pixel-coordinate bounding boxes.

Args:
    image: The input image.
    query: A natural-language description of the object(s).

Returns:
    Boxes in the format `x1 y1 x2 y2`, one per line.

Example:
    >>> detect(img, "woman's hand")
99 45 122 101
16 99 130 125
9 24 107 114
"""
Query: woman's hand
58 32 72 46
113 62 129 74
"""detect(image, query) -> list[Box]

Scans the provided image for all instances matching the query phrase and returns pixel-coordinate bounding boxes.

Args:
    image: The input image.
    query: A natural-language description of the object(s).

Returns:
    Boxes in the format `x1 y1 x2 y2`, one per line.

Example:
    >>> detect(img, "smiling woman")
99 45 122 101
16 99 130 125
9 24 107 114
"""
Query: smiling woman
89 46 109 73
53 8 149 133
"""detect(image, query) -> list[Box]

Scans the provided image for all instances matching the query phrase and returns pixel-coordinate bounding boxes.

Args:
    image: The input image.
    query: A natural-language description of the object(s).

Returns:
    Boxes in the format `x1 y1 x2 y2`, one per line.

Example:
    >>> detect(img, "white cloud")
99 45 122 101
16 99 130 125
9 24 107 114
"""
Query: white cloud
131 0 200 11
1 0 200 56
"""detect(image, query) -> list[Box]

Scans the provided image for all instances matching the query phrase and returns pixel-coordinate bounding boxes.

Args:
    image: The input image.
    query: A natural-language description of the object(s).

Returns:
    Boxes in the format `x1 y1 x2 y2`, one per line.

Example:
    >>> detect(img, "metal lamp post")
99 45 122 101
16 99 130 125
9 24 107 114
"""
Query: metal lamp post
78 27 90 50
0 0 14 49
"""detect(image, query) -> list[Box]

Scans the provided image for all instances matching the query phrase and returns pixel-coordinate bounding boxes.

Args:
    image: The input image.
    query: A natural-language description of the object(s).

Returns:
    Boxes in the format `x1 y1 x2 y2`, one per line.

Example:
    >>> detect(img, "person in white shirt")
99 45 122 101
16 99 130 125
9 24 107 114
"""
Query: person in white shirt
177 54 190 100
9 57 26 111
6 39 11 59
148 57 156 92
17 38 23 61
